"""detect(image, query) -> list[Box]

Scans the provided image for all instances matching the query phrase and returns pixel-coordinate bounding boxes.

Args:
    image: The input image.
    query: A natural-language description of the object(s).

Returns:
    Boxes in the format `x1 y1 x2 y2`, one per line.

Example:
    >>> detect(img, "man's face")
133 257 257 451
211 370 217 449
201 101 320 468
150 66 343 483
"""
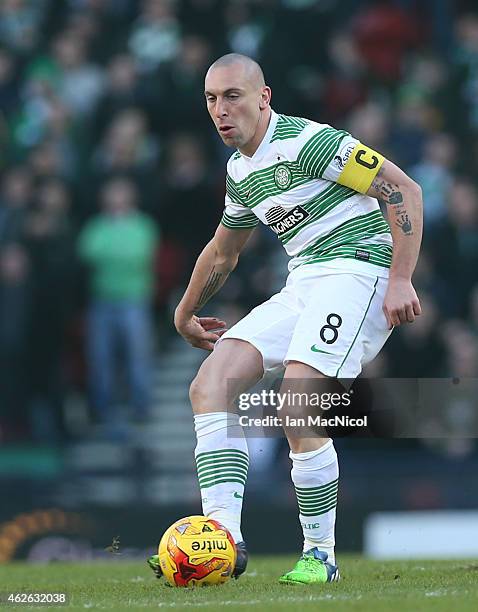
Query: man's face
205 63 266 150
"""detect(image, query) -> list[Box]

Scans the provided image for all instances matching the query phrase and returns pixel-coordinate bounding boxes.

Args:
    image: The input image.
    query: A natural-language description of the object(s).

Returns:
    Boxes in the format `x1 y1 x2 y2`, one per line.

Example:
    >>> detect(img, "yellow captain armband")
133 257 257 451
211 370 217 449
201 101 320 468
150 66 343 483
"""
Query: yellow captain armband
337 143 385 193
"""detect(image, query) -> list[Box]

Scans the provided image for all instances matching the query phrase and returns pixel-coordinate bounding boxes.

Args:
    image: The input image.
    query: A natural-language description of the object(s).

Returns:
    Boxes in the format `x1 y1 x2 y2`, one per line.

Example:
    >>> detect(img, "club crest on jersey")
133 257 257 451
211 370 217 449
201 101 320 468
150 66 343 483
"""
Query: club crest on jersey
265 205 309 236
274 164 292 189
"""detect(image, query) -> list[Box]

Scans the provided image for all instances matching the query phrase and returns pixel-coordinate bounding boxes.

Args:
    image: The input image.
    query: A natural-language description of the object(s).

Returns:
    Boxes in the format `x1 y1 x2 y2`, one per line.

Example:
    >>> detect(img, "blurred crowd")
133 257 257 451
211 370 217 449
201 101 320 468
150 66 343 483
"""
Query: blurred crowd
1 0 478 442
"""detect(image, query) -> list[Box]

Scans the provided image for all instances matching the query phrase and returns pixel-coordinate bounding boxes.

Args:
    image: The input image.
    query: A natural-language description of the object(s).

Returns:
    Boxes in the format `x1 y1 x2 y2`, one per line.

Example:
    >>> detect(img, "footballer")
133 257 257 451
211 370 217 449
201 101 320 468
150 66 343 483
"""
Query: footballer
149 53 423 584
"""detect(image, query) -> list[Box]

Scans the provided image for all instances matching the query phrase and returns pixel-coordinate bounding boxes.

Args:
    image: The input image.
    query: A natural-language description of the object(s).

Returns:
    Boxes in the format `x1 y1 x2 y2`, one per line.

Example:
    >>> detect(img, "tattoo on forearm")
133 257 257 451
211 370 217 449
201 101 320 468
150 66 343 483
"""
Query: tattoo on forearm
371 167 414 234
395 213 413 235
389 191 403 205
194 268 226 312
371 175 404 206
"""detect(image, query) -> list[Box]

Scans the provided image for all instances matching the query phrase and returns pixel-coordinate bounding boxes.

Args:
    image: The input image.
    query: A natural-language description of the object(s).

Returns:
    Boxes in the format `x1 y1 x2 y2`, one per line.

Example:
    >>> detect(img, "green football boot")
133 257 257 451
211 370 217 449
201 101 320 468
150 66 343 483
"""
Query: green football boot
279 548 340 584
147 554 162 579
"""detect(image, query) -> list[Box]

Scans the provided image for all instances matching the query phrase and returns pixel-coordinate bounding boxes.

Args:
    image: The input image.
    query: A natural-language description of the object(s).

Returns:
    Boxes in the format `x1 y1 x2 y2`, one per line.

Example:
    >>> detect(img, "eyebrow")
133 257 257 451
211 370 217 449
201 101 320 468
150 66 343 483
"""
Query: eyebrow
204 87 244 96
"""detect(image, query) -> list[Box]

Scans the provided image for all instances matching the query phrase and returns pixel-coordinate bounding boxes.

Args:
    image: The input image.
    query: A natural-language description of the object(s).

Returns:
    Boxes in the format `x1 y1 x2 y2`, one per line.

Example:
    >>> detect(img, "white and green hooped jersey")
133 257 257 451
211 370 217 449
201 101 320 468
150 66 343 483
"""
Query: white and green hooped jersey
221 110 392 274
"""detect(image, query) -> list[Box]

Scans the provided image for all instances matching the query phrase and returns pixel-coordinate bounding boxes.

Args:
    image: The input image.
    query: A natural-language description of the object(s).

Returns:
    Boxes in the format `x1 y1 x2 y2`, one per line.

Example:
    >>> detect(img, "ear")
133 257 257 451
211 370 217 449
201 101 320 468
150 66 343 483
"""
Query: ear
259 86 271 110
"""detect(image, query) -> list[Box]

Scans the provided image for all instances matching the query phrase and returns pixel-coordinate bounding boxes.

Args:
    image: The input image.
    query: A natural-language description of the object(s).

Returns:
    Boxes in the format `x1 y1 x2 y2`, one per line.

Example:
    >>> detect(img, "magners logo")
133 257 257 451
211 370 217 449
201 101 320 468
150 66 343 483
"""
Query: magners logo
265 205 309 236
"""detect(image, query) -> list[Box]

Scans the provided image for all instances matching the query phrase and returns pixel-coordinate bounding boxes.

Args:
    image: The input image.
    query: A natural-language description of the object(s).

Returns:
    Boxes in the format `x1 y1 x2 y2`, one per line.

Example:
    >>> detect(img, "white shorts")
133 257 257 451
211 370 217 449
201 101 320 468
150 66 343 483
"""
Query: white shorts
217 262 392 380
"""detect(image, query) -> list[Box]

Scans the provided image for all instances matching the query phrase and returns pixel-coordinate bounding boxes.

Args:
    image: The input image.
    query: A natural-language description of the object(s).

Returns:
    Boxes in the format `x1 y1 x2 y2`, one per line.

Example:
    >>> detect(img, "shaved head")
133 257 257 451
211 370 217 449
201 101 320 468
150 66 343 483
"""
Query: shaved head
204 53 271 156
206 53 265 89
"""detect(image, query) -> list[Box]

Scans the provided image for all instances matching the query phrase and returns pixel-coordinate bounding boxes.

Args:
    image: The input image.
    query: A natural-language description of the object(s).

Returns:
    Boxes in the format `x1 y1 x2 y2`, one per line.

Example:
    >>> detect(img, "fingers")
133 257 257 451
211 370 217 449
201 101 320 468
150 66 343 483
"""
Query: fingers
384 302 422 328
195 332 220 351
405 303 415 323
203 331 220 342
198 317 225 325
387 307 407 327
199 318 226 331
389 309 402 327
188 329 222 351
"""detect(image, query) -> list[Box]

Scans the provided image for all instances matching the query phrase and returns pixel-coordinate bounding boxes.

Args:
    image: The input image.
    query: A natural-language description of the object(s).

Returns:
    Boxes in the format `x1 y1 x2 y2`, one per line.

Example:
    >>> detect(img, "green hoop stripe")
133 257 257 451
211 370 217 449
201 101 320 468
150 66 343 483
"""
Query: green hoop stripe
296 490 338 505
221 212 259 229
295 478 339 493
226 162 311 209
297 495 338 510
300 246 392 269
197 457 249 470
297 128 349 178
197 463 249 479
270 115 308 142
197 467 248 482
297 494 337 510
298 211 389 258
295 484 338 498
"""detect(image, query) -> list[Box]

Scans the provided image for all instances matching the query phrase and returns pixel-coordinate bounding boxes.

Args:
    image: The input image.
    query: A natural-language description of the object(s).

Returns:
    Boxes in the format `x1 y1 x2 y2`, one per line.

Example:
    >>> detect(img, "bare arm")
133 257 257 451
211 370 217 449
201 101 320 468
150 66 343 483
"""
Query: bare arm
174 224 255 349
366 159 423 328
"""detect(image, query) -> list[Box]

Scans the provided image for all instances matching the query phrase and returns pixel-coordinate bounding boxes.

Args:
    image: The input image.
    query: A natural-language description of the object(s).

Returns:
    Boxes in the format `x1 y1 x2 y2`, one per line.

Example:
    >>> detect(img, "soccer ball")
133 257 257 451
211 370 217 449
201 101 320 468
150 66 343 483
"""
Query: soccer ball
157 515 237 587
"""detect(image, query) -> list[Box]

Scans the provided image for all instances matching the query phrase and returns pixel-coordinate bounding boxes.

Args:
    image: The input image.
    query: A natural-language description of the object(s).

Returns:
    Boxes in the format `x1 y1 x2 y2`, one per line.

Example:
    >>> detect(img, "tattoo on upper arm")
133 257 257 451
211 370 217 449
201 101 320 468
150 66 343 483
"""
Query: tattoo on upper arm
194 268 226 312
371 167 413 234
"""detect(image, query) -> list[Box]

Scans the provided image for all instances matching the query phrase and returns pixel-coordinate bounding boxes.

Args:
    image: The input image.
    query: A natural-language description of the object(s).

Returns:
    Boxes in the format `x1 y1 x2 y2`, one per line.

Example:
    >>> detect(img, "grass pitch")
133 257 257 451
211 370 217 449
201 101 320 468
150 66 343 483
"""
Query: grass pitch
2 555 478 611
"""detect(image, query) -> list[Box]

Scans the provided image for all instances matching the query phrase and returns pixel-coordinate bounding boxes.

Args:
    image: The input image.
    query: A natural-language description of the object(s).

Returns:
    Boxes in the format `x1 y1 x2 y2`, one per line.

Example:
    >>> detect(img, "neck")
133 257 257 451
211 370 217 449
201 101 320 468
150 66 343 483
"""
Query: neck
239 107 272 157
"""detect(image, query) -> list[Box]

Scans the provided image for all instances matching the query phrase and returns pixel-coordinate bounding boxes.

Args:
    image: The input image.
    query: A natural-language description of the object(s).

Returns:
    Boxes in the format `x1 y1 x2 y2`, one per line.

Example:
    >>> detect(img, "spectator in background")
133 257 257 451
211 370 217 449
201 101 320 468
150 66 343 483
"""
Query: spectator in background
128 0 181 73
153 35 213 137
51 33 104 117
9 59 60 153
452 13 478 132
441 318 478 378
90 108 159 211
321 31 368 124
92 53 147 143
0 47 19 119
77 177 159 429
23 179 75 442
157 133 219 278
409 132 456 228
470 285 478 336
0 166 33 244
224 0 266 60
0 243 31 439
386 292 447 377
347 101 391 156
428 178 478 317
0 0 45 58
388 93 431 168
353 0 420 83
27 140 66 181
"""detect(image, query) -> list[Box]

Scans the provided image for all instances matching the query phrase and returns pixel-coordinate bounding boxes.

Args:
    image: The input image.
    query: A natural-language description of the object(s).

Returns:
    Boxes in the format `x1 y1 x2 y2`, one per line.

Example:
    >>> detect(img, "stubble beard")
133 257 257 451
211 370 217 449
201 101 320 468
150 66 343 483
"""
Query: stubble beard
222 131 244 149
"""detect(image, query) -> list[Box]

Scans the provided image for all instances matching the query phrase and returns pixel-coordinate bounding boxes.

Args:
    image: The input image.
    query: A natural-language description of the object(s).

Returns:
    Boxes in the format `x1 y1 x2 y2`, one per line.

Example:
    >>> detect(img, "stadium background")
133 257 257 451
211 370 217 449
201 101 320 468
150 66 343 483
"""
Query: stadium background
0 0 477 563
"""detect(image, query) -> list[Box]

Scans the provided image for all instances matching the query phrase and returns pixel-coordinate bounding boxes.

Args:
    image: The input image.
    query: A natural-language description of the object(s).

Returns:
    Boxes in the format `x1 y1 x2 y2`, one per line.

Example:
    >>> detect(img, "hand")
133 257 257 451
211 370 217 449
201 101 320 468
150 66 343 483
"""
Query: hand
383 278 421 329
174 314 227 351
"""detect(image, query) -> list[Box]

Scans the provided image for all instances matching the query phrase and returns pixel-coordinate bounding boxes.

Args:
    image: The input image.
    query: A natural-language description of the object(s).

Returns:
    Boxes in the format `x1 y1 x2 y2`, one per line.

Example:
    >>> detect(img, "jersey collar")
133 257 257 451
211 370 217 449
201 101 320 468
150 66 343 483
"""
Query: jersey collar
239 109 278 162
